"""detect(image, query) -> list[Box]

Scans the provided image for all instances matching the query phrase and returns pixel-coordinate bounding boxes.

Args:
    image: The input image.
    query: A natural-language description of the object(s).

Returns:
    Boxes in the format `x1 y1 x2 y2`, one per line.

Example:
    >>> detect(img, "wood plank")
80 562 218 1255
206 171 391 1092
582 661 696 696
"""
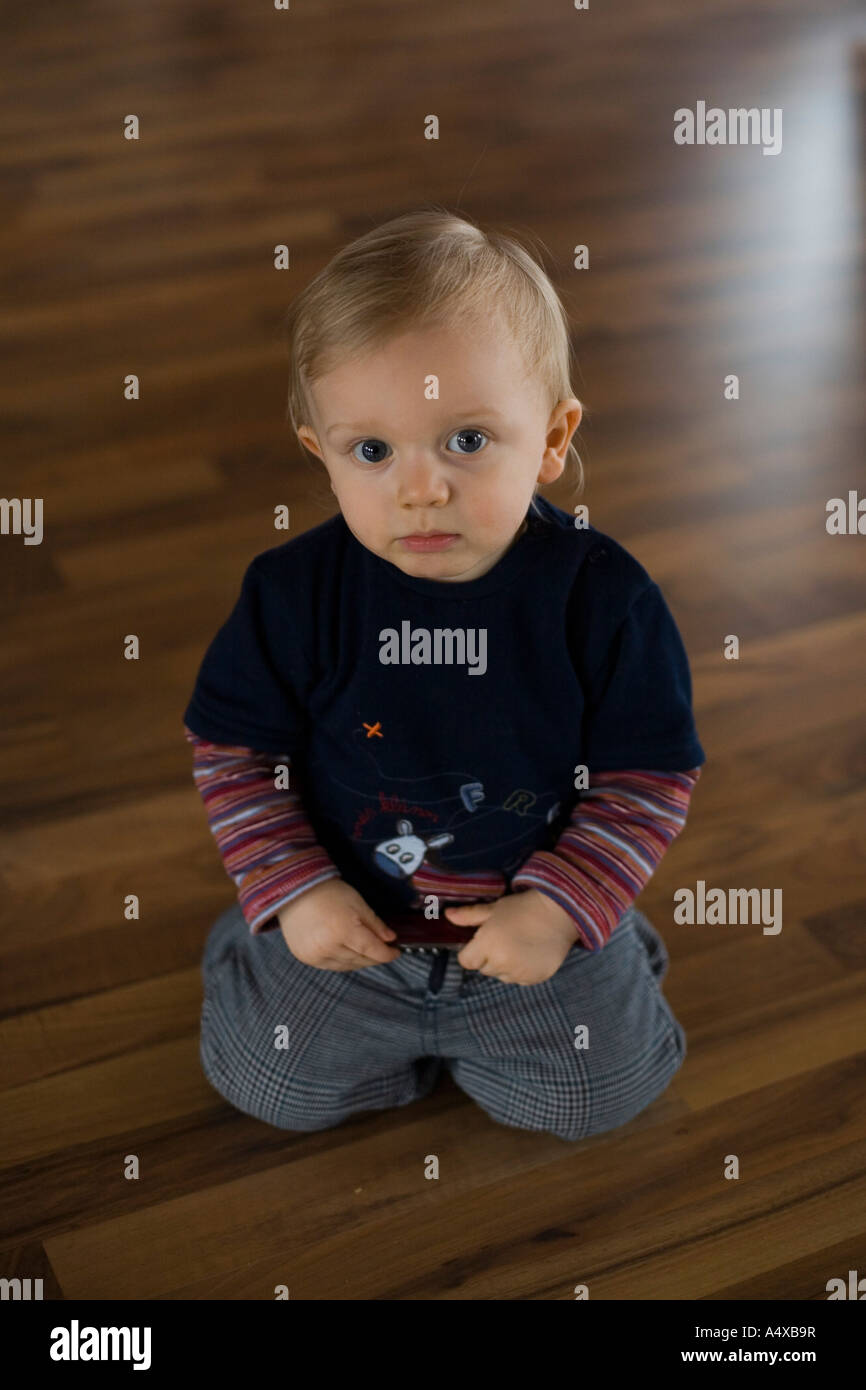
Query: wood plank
1 0 863 1302
45 1055 866 1300
0 1038 219 1167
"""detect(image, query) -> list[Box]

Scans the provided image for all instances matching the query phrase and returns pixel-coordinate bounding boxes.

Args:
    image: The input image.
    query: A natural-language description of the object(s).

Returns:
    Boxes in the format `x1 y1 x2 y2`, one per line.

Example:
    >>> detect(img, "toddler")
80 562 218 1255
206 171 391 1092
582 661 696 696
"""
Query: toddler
183 209 704 1142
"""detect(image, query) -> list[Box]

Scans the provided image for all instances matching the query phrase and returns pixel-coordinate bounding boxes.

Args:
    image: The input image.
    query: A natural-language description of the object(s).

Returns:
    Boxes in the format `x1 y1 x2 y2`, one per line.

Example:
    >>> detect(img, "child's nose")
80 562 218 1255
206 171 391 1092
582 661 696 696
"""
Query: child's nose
395 453 450 506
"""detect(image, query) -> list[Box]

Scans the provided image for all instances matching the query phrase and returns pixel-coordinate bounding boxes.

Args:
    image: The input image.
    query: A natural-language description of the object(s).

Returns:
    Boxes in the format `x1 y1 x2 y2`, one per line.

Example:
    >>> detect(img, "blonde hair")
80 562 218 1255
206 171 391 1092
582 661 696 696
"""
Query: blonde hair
281 205 585 510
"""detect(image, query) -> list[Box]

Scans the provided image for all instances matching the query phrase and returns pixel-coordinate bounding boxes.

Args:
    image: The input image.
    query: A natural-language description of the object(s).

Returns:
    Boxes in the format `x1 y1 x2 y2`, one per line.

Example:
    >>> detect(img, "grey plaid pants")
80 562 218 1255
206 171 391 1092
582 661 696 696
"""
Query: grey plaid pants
199 901 686 1143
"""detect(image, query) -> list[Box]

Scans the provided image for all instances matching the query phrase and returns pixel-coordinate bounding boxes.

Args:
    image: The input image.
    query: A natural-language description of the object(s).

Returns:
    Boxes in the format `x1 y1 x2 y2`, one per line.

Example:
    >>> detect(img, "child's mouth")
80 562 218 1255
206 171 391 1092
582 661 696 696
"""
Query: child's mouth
400 533 460 552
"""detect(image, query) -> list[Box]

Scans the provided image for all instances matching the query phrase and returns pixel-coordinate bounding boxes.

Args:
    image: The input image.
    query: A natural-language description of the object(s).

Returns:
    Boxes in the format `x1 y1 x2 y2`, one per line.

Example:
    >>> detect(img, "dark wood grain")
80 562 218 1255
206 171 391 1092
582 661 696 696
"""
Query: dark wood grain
1 0 864 1299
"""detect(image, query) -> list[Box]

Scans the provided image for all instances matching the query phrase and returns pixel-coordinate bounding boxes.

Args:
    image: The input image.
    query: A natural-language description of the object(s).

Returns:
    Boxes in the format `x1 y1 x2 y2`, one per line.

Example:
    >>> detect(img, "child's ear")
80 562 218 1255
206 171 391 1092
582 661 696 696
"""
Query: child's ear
296 424 324 462
296 426 335 496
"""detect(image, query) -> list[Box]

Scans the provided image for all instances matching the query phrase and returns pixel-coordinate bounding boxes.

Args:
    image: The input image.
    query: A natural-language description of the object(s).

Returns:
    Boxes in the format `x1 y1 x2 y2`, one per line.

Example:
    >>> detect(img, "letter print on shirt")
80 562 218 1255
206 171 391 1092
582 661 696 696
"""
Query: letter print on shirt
313 710 564 897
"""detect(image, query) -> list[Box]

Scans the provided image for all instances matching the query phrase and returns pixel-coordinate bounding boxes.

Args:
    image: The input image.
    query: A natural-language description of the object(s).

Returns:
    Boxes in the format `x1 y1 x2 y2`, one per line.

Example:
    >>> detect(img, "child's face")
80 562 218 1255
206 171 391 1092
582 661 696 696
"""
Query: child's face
296 316 582 583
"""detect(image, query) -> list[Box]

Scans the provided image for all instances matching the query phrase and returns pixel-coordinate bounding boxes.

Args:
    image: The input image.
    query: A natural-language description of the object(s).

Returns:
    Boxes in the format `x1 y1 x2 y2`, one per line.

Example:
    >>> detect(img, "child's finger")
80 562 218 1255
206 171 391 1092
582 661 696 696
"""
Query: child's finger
444 903 493 924
345 928 400 963
328 949 395 971
362 911 397 941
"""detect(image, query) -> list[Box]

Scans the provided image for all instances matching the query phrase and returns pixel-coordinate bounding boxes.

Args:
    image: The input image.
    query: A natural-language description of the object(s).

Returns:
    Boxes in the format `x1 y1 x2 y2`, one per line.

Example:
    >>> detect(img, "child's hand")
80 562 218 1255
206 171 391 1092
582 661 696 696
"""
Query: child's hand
276 880 401 972
445 890 577 985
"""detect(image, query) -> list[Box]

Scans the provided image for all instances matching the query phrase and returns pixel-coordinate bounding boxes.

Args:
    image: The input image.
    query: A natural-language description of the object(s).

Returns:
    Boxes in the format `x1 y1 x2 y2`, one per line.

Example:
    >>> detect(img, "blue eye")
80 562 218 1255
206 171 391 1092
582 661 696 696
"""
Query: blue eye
351 439 391 464
349 429 488 464
446 429 487 455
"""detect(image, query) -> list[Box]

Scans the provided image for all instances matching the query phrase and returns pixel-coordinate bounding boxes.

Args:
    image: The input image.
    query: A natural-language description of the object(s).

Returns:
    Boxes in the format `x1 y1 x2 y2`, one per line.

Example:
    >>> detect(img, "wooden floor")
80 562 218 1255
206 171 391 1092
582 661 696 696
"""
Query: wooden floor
1 0 865 1301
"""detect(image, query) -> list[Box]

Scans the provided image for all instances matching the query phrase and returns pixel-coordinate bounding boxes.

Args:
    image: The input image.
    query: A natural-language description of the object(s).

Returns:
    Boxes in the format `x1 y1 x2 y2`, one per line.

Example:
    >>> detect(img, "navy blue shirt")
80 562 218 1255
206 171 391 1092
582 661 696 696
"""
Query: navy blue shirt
183 496 705 919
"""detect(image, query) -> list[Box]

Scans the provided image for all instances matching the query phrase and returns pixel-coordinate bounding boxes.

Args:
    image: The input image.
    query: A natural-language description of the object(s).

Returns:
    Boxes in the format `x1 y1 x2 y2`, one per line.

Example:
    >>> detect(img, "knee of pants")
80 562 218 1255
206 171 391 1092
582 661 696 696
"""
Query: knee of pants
577 1016 686 1141
199 1004 350 1134
523 1019 686 1144
199 1037 348 1132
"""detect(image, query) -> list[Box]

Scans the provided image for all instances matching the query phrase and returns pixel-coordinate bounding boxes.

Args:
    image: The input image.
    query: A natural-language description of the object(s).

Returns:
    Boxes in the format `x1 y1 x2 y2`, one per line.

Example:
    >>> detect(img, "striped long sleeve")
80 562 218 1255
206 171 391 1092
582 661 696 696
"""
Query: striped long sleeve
409 861 507 905
184 725 342 934
510 768 701 952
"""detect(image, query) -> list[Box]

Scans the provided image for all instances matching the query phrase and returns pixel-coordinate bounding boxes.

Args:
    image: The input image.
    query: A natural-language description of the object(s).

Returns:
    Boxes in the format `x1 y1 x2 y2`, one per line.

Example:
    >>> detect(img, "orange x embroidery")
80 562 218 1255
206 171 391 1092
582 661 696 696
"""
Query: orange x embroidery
363 721 383 739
